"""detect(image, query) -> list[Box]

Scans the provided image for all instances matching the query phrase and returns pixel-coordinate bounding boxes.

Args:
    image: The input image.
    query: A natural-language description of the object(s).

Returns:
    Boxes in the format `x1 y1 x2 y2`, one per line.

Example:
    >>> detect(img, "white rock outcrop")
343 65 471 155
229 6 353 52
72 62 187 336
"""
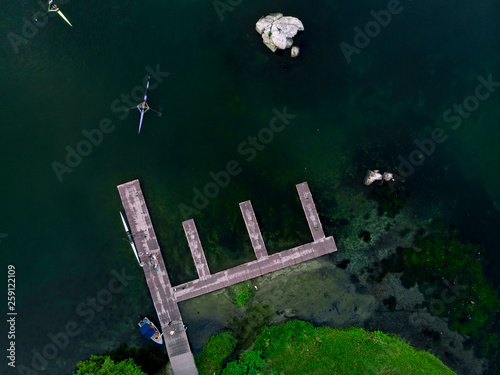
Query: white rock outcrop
363 170 395 186
255 13 304 53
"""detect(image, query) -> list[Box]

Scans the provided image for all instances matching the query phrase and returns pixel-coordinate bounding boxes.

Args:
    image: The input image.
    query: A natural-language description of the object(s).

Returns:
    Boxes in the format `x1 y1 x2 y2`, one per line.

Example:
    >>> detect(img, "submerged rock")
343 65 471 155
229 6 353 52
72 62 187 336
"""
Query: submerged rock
255 13 304 54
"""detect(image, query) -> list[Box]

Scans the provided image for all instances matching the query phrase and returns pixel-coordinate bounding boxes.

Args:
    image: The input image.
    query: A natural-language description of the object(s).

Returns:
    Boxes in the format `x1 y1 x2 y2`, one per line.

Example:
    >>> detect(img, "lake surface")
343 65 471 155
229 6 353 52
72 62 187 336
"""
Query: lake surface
0 0 499 374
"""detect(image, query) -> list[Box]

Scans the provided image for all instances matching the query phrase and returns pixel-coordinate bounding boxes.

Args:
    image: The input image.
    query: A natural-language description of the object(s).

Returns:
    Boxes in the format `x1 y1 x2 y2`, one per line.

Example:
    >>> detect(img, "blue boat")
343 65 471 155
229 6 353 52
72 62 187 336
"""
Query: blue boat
138 316 163 345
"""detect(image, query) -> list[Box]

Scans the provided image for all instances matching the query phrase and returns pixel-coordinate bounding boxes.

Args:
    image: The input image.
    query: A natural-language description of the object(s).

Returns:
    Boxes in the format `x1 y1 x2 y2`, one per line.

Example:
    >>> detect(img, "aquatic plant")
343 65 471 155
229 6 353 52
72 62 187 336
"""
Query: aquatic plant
233 283 253 307
379 222 500 364
368 183 406 217
358 230 371 243
382 296 397 311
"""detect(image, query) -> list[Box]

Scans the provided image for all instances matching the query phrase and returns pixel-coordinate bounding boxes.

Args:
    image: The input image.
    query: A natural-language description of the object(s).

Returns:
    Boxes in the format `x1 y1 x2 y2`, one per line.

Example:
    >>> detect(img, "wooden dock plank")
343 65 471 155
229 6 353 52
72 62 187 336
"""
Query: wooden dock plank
174 236 337 302
296 181 326 241
239 200 268 260
182 219 211 279
118 179 337 375
117 180 198 375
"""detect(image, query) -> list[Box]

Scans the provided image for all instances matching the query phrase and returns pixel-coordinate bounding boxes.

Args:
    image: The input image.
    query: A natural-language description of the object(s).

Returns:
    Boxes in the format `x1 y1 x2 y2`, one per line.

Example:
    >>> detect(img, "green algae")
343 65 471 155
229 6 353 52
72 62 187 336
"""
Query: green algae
378 222 500 364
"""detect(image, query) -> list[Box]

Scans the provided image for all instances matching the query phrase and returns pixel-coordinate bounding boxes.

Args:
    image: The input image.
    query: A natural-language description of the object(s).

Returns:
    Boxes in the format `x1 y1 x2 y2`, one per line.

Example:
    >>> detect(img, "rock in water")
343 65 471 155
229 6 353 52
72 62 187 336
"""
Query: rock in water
363 170 396 186
291 46 300 58
364 170 383 186
255 13 304 53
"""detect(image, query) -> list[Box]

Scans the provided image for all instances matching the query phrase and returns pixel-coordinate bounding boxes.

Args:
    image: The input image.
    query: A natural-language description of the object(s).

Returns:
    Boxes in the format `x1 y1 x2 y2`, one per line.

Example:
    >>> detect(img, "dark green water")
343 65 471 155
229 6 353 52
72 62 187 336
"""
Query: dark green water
1 0 499 374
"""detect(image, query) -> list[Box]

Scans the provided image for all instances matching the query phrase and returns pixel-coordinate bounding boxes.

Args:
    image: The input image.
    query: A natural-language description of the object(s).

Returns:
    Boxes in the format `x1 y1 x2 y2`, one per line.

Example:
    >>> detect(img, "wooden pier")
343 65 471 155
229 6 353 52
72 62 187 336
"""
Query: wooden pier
118 180 337 375
296 181 325 241
118 180 198 375
239 200 268 260
174 237 336 302
182 219 211 279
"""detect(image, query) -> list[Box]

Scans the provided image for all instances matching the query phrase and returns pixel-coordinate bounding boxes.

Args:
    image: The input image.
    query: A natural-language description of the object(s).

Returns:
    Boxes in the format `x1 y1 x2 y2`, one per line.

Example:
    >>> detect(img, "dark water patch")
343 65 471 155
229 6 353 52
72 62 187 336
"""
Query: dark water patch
336 259 350 269
382 296 397 312
358 230 371 243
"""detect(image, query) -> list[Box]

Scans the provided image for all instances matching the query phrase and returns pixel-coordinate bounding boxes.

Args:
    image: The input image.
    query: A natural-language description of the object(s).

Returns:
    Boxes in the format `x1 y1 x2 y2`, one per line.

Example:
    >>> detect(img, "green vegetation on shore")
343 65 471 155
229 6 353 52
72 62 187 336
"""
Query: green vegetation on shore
197 320 457 375
233 283 253 307
196 332 237 374
72 344 166 375
73 355 146 375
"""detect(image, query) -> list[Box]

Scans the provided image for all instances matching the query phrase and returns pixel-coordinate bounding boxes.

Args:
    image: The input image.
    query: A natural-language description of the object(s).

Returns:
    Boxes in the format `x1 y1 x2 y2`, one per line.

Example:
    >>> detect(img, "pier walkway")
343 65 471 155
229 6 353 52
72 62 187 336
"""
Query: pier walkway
118 180 336 375
118 180 197 375
182 219 211 279
239 200 268 260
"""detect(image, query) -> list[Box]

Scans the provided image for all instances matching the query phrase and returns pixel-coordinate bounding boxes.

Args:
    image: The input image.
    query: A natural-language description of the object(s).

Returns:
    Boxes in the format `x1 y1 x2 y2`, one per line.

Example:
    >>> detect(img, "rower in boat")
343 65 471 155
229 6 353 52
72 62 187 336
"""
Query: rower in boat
124 77 162 134
47 0 59 12
47 0 73 27
139 99 150 115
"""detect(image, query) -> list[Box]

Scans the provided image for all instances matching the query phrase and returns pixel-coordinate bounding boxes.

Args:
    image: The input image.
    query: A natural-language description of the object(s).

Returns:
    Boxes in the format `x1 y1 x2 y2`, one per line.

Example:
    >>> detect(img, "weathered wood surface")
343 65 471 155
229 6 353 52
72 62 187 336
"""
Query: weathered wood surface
239 200 268 260
174 236 336 302
182 219 211 279
296 181 325 241
118 180 198 375
118 179 337 375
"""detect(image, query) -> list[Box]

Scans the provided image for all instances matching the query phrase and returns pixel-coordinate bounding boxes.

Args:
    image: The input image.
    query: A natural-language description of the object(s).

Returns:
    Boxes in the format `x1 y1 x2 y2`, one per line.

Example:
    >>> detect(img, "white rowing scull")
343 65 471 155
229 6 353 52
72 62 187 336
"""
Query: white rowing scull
125 76 162 134
120 212 141 265
138 79 150 134
48 0 72 27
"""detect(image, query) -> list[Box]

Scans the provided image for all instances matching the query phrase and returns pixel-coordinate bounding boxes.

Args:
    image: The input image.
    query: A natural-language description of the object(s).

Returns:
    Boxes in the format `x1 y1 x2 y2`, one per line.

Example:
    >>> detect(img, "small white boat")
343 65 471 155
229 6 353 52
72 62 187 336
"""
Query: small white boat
120 212 141 265
138 316 163 345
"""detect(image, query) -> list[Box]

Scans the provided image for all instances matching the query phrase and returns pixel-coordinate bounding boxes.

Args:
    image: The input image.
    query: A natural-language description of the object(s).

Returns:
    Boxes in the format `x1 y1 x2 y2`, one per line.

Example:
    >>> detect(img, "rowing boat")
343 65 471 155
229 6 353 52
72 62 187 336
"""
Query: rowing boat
48 1 72 27
137 79 150 134
120 212 141 265
138 316 163 345
57 9 72 27
125 76 161 134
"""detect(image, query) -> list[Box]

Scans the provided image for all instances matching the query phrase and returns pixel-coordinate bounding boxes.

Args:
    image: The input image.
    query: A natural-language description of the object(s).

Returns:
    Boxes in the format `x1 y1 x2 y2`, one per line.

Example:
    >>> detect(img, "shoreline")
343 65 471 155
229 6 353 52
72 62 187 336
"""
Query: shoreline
179 186 492 375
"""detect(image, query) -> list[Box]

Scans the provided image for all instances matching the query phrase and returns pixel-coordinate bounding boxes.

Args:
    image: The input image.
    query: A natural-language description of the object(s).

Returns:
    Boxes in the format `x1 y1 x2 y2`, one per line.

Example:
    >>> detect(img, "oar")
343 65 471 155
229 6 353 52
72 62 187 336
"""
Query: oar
124 105 161 116
34 10 50 22
148 108 162 117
